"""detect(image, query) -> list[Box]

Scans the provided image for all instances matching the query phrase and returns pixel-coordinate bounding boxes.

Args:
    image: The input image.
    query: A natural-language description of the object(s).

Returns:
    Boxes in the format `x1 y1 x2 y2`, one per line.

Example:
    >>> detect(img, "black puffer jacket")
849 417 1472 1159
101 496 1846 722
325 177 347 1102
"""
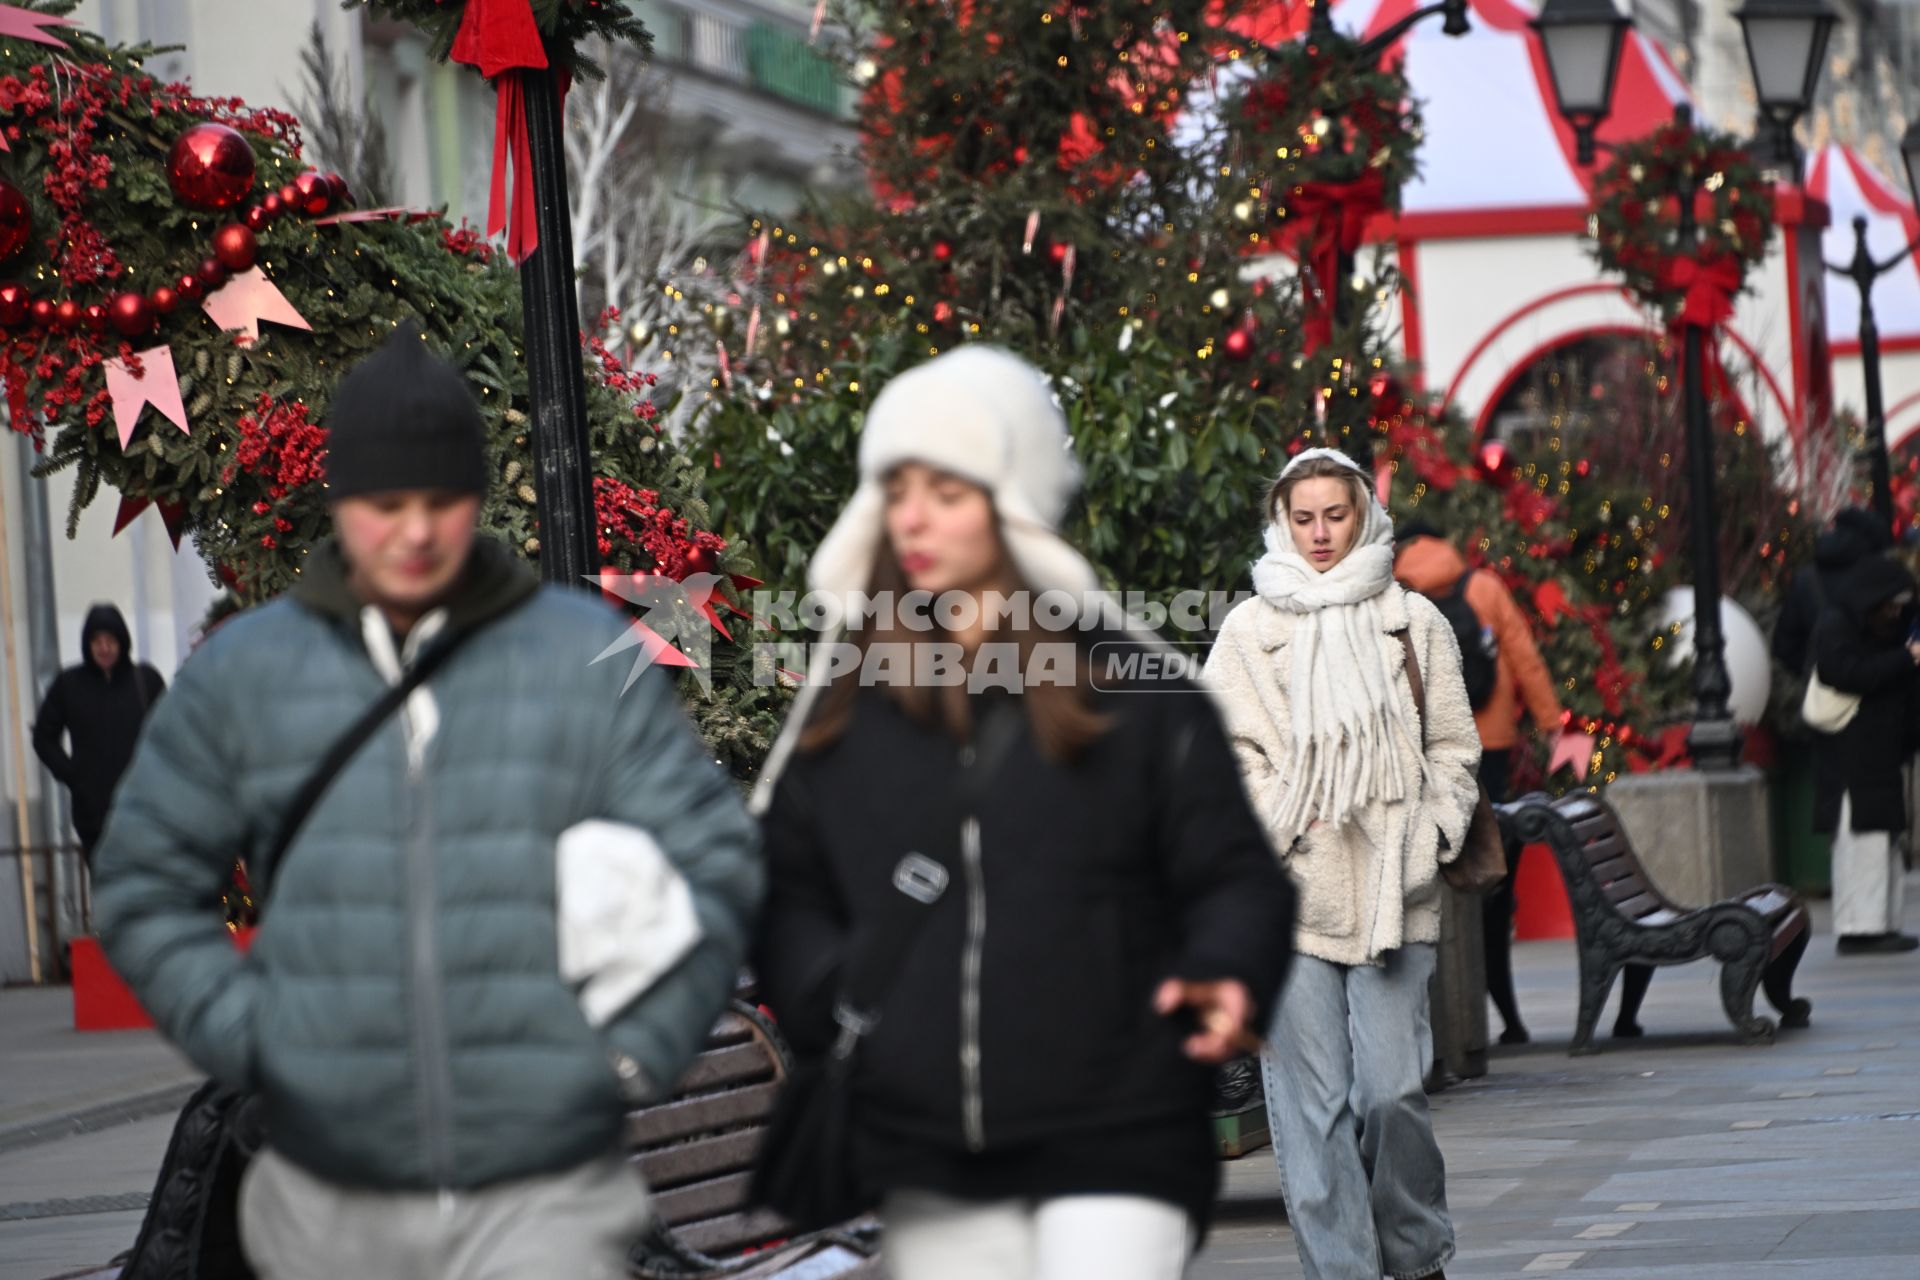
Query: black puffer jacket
1774 507 1891 675
32 605 166 848
1812 555 1920 835
755 665 1294 1213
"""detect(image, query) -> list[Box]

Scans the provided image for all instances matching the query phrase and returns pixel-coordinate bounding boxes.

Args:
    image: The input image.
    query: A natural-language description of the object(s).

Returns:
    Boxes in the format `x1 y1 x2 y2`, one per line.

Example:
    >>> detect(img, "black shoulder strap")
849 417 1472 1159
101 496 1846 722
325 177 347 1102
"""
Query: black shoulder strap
263 623 484 875
1448 570 1474 604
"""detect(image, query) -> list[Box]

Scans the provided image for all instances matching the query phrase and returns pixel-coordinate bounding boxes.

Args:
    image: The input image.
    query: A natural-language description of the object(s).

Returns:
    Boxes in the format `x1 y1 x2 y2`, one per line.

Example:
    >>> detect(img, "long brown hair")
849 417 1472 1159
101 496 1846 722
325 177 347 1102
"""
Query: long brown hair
798 529 1110 765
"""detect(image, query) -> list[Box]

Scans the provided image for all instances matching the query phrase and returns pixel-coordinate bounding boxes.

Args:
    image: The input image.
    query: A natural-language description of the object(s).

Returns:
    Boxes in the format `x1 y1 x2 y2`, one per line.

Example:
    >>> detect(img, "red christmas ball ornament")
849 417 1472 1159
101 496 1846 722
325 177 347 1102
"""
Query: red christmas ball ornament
212 223 258 272
932 240 953 263
83 303 108 331
28 298 54 327
1476 439 1514 487
52 299 81 330
0 178 32 262
261 193 285 218
244 204 269 232
324 172 352 206
166 122 257 211
196 256 229 287
149 286 180 314
176 273 206 302
277 182 299 207
0 284 29 326
682 545 718 577
1222 327 1254 360
933 300 954 324
107 291 155 337
292 171 330 215
1047 242 1070 265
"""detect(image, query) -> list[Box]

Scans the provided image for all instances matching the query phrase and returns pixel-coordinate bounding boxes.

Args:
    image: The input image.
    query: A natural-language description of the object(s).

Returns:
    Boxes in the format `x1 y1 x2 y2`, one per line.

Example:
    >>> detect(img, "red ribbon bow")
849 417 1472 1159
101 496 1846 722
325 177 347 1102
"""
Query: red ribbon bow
1655 253 1740 331
450 0 549 265
1275 171 1387 355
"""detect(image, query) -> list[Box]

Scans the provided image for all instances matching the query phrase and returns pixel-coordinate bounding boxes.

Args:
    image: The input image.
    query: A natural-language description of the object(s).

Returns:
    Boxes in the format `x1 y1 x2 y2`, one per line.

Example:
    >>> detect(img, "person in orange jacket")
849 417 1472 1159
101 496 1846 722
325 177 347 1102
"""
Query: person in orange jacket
1394 521 1565 1045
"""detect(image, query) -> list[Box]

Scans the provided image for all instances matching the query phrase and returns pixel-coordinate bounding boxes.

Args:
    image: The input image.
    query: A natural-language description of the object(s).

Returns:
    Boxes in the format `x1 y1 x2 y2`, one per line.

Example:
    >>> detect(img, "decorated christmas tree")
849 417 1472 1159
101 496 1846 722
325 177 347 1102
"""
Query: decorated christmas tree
2 0 780 775
696 4 1420 601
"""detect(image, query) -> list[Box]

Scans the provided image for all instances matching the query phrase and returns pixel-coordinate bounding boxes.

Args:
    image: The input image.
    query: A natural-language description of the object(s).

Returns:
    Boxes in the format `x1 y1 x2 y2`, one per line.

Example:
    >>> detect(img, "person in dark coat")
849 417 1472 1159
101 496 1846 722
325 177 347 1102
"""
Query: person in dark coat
1774 506 1892 675
32 604 166 862
1812 554 1920 954
752 347 1295 1280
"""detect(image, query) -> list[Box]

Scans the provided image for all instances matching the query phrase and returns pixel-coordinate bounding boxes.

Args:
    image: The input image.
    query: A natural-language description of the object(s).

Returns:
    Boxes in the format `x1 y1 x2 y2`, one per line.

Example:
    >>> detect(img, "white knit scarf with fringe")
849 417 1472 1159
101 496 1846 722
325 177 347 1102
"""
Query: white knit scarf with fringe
1249 456 1420 841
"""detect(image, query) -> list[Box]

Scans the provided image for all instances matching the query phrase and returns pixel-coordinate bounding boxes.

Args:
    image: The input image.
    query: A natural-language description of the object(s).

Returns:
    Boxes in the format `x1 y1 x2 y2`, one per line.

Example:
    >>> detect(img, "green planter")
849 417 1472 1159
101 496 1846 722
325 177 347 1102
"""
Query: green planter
1772 740 1831 895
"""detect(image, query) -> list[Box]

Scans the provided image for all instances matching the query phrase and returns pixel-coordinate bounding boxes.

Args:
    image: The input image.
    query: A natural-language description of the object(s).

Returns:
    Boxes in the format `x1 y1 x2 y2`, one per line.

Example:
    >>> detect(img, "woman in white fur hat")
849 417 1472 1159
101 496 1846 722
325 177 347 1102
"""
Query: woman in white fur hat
750 346 1295 1279
1205 448 1481 1280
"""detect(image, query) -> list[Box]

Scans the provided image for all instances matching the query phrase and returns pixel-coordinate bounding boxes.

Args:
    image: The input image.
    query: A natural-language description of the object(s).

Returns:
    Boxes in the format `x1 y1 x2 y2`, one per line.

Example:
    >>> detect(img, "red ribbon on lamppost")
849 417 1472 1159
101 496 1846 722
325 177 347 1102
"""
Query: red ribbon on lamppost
1656 252 1741 331
1275 170 1387 355
450 0 549 265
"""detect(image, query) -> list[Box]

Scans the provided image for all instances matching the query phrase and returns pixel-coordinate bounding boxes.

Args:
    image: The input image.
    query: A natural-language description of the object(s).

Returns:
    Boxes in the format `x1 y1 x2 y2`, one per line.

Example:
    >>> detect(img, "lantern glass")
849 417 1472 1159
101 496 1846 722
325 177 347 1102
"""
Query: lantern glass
1532 0 1631 122
1735 1 1835 114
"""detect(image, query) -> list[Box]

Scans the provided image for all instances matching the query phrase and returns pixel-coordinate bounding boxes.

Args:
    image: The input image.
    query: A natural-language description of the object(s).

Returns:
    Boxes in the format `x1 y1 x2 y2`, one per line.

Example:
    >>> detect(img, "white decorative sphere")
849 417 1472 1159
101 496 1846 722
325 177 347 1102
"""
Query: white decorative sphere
1654 587 1772 725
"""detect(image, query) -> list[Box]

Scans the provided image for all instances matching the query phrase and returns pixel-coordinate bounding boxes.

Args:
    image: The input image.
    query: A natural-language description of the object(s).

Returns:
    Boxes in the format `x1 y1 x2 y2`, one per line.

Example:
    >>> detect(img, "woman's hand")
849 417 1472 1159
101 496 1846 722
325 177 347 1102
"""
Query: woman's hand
1153 978 1262 1063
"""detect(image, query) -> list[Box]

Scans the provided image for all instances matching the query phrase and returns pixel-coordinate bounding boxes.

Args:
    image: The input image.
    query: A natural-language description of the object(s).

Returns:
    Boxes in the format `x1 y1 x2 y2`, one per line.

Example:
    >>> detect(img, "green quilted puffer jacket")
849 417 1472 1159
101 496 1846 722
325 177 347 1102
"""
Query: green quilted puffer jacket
94 538 763 1190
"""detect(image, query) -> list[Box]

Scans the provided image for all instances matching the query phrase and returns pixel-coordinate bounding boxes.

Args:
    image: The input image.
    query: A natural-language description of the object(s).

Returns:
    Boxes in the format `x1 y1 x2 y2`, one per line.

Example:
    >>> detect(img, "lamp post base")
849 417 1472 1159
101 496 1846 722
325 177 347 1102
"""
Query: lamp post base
1687 715 1744 772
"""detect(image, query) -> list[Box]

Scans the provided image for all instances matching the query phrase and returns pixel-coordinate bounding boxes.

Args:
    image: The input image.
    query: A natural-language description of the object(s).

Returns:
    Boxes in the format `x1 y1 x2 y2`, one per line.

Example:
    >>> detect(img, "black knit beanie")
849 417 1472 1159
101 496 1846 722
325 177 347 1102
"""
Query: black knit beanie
324 323 489 499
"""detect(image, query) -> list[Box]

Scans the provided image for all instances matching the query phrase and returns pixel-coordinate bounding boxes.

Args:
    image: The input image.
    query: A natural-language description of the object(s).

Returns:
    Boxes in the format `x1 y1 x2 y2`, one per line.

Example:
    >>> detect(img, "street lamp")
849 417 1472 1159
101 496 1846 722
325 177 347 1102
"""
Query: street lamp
1827 120 1920 529
1734 0 1838 169
1531 0 1632 166
1538 16 1746 768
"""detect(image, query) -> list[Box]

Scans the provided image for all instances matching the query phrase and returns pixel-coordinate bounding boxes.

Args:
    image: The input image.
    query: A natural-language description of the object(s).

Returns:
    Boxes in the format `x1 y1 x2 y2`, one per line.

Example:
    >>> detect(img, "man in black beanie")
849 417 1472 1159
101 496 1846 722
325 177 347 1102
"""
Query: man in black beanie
93 324 763 1278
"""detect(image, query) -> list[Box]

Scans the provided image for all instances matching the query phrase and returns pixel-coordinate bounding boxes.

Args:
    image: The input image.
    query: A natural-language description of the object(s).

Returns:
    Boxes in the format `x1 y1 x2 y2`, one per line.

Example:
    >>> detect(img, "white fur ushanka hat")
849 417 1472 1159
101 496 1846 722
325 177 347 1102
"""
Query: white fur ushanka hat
807 344 1103 604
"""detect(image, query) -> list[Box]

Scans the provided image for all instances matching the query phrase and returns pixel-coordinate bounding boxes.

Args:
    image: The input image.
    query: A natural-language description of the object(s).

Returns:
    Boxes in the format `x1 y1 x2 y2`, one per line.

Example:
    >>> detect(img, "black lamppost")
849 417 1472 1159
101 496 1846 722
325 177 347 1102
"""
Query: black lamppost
1540 0 1831 770
520 77 598 587
1735 0 1838 170
1825 121 1920 528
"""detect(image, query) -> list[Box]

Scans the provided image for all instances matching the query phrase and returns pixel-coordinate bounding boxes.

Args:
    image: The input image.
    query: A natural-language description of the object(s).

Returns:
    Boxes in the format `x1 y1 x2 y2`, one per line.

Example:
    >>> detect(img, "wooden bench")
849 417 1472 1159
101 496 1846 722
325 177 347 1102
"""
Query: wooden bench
627 999 881 1278
1496 791 1813 1055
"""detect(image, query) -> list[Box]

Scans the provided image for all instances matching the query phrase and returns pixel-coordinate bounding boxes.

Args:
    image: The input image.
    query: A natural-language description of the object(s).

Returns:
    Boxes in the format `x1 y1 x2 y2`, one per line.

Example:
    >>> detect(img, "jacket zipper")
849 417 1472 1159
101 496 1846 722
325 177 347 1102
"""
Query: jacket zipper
395 649 455 1191
958 808 987 1151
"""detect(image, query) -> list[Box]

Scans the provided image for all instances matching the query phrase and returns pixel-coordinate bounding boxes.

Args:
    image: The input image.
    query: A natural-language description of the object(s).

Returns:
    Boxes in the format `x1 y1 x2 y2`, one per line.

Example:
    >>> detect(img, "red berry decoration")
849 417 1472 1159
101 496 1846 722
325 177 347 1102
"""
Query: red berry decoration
212 223 258 272
177 273 206 302
167 122 257 211
292 171 330 215
107 291 155 337
244 205 269 232
933 300 954 324
53 299 81 330
28 298 53 327
1223 327 1254 360
0 178 31 262
0 284 28 326
932 241 953 263
196 256 228 287
150 286 180 314
1047 242 1069 265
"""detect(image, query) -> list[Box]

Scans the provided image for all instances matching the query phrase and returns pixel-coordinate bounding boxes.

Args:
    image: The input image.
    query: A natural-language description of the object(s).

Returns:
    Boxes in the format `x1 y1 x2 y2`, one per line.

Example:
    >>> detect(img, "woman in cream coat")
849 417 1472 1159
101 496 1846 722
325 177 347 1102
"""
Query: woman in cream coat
1206 448 1481 1280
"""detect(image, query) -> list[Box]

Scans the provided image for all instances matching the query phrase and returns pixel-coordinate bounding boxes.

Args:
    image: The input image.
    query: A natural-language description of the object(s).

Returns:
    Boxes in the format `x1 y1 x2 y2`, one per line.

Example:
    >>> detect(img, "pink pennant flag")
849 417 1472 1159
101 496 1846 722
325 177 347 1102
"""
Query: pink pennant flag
312 206 433 226
0 5 75 49
1549 731 1598 780
202 267 311 345
104 345 190 449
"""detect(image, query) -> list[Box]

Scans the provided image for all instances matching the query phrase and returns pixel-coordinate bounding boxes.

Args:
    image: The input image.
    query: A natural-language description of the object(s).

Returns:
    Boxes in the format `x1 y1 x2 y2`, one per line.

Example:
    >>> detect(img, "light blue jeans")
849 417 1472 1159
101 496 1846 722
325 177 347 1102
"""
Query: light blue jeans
1261 945 1454 1280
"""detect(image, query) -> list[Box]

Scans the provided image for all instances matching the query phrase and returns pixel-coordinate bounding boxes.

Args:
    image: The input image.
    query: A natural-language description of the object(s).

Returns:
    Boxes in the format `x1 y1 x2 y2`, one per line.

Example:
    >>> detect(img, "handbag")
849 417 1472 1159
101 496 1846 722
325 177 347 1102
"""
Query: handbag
1398 630 1508 895
118 622 486 1280
751 700 1022 1231
1800 671 1861 734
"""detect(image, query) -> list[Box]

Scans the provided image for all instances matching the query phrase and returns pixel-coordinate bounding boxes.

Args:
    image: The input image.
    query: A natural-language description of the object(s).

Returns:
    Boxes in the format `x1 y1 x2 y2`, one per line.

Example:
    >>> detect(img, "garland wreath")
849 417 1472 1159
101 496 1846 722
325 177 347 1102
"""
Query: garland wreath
1588 118 1774 326
1222 32 1421 352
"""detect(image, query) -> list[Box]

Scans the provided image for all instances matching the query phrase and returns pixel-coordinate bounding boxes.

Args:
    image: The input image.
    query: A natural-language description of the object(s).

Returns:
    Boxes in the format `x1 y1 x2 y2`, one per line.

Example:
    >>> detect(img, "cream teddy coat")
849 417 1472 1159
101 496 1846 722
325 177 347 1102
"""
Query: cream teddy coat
1206 582 1483 967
